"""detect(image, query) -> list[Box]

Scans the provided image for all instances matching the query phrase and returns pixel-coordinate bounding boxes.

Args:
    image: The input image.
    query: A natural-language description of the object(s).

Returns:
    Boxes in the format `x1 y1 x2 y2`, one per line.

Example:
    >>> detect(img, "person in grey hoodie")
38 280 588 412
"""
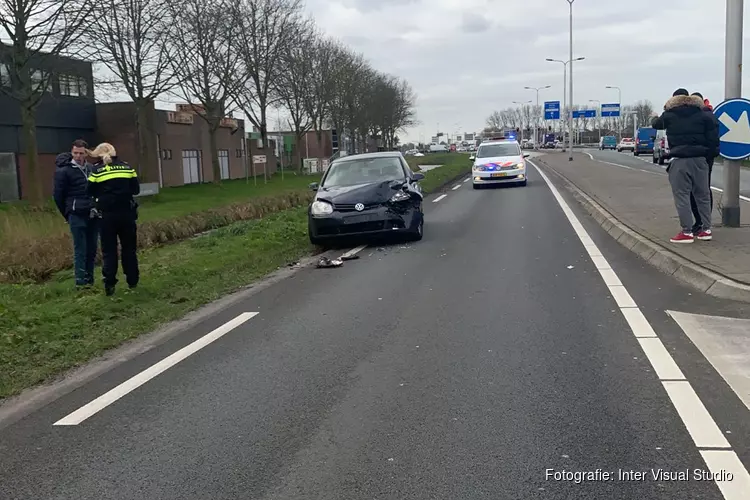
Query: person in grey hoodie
53 139 100 287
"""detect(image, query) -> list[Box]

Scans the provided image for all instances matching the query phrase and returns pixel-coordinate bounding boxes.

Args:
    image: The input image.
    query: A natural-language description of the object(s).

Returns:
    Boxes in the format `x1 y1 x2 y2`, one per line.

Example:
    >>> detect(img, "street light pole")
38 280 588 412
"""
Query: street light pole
589 100 601 144
567 0 575 160
513 100 532 142
525 85 551 148
723 0 743 227
546 56 584 151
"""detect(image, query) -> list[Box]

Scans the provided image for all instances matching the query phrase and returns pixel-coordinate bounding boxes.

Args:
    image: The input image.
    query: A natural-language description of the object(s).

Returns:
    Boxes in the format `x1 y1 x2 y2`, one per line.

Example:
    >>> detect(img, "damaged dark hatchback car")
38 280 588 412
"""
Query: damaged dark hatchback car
308 152 425 246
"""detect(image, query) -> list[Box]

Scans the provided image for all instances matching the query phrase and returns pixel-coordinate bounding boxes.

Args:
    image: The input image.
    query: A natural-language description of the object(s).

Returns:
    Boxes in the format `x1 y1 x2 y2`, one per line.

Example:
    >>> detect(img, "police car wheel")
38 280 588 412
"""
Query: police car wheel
472 183 481 189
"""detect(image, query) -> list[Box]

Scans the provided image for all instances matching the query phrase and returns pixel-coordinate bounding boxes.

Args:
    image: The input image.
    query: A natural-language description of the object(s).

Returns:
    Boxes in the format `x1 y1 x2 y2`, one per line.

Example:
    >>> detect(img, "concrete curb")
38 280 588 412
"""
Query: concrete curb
536 157 750 304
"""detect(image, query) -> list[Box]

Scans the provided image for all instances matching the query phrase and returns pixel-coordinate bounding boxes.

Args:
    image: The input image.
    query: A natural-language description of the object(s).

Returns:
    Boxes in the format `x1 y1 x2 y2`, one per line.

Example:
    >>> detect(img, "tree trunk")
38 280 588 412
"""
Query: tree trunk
295 130 303 173
208 124 221 184
134 99 158 182
20 104 43 204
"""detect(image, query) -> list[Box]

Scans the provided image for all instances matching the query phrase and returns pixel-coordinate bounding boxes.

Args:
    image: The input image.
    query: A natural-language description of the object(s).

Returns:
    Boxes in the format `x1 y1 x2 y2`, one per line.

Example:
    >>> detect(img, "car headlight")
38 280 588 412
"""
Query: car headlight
390 190 410 202
311 200 333 215
516 163 525 169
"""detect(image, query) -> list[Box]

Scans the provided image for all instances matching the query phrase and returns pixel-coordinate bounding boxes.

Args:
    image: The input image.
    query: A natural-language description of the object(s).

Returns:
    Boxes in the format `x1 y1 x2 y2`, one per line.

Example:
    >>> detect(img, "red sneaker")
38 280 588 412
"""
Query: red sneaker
670 232 694 243
697 229 712 241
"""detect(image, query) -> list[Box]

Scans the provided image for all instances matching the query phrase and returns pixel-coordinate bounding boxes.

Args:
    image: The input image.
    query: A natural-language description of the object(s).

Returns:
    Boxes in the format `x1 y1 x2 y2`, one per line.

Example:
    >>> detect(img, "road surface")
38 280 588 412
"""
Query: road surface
586 148 750 200
2 161 750 500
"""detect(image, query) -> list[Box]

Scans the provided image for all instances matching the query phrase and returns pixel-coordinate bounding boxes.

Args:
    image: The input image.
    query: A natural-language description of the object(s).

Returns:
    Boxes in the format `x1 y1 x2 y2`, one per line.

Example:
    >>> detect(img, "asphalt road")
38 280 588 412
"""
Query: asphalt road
586 148 750 199
2 162 750 499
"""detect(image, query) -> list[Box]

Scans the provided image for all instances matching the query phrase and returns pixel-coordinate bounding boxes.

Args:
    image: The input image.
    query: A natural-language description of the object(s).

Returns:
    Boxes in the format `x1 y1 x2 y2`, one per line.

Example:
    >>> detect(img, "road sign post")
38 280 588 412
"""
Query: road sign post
600 103 620 118
544 101 561 120
722 0 744 227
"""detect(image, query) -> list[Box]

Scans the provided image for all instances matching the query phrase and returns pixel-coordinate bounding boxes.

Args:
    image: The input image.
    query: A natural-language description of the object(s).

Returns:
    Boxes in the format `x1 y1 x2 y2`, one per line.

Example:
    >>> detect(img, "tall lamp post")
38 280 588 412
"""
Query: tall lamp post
605 85 622 140
525 85 551 148
566 0 575 160
546 57 584 150
589 100 601 144
724 0 743 227
513 100 532 141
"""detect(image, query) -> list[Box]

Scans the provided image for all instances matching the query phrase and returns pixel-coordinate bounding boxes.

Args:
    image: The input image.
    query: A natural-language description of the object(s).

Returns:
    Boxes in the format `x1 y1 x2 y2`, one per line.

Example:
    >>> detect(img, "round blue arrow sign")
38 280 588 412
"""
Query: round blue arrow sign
713 97 750 160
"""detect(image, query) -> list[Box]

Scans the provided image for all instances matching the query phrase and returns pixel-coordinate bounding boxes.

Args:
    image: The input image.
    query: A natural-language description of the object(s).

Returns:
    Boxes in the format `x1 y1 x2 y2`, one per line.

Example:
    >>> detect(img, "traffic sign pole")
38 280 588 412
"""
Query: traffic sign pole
723 0 743 227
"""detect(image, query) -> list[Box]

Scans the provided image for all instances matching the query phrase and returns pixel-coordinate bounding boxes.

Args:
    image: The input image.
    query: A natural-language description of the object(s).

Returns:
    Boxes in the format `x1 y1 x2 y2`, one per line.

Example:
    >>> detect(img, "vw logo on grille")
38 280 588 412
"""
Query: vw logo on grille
354 203 365 211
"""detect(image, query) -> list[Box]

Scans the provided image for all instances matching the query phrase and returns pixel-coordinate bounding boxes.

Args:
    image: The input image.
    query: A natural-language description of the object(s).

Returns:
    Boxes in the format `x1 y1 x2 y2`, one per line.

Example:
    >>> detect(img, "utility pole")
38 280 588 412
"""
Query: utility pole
723 0 743 227
567 0 575 160
525 85 551 148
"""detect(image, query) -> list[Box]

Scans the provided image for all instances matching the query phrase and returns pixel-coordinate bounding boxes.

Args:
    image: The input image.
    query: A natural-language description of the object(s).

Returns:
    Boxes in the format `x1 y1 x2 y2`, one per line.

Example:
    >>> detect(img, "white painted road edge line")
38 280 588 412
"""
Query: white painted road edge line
433 194 447 203
528 159 748 499
452 184 461 190
339 245 367 260
53 312 259 426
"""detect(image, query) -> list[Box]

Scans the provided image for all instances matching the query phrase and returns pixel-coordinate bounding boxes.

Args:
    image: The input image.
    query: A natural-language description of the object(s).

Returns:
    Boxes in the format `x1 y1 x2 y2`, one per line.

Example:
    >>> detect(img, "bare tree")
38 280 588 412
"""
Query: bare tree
85 0 178 181
274 22 315 171
326 47 370 153
632 100 655 128
167 0 241 184
232 0 304 151
486 110 503 131
303 35 337 147
0 0 93 203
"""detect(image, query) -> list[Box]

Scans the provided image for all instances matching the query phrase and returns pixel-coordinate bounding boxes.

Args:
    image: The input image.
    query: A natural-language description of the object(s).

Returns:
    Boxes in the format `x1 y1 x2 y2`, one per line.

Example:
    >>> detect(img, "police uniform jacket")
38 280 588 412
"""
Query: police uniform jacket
87 157 140 213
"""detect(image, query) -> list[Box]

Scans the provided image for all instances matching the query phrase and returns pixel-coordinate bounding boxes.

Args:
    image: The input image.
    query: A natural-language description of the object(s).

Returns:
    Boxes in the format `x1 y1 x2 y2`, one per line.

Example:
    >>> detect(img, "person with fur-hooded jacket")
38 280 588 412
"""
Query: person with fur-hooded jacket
651 88 720 244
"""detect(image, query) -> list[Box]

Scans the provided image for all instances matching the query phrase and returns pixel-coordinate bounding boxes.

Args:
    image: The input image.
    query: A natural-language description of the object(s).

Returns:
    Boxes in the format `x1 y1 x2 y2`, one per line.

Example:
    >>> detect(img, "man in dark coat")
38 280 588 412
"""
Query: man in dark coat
652 89 720 244
688 92 720 233
53 139 100 286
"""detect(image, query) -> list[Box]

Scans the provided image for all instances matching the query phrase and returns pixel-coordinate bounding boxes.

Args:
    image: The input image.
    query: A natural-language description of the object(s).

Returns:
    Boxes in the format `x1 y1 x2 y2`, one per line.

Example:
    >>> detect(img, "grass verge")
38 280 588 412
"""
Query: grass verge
407 152 471 192
0 175 318 283
0 157 469 400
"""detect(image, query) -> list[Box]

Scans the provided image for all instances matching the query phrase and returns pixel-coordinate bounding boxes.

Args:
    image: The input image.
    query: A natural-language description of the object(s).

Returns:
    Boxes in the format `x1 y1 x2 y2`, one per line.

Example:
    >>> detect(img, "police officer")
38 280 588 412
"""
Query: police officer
86 143 140 296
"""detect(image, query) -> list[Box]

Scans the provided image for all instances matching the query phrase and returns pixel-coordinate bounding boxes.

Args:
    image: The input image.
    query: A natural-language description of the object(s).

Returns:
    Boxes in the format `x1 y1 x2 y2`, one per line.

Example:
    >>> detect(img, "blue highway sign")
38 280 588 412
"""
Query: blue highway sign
572 109 596 119
544 101 560 120
601 103 620 117
713 97 750 160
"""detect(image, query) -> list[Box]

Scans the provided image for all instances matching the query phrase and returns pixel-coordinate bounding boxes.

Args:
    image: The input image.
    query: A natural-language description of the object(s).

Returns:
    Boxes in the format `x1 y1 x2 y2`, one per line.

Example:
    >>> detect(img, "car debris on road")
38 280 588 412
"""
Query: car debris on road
317 256 343 268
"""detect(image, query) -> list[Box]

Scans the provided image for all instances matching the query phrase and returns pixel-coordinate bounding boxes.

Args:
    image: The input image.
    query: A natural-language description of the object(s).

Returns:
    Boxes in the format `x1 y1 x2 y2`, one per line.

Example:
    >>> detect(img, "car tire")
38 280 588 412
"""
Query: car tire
658 156 665 165
519 180 528 187
472 183 481 189
407 214 424 241
634 151 639 156
652 155 658 163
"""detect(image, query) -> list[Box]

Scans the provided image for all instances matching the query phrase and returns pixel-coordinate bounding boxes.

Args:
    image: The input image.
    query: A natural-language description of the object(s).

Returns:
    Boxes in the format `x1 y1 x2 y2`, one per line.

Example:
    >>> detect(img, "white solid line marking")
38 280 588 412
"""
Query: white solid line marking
54 312 259 426
340 245 367 260
452 184 461 190
608 285 637 308
585 152 594 160
638 337 686 380
527 159 748 490
663 381 731 449
433 194 447 203
711 186 750 203
620 308 657 337
597 268 622 286
701 450 750 500
590 255 611 270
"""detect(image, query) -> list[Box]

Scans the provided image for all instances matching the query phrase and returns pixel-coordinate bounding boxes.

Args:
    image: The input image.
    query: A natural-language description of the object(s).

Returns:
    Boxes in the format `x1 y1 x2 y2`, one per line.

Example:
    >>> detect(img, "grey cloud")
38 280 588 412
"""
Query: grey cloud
340 0 420 12
460 13 491 33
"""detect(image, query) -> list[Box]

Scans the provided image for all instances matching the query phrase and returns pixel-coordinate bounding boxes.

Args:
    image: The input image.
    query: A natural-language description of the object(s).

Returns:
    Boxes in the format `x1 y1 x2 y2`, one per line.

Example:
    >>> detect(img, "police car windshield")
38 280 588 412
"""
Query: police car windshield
322 157 406 187
477 143 521 158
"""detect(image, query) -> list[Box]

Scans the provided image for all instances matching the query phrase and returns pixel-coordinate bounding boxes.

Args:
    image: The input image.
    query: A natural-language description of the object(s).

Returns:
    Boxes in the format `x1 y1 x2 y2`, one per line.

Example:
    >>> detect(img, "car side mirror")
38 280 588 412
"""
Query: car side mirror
523 153 530 158
412 172 425 182
309 182 318 191
469 155 475 161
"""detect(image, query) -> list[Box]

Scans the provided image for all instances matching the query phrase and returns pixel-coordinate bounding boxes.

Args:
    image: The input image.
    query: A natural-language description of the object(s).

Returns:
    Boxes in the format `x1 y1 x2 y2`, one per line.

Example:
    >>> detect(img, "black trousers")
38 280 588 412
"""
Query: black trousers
100 211 139 287
690 157 714 231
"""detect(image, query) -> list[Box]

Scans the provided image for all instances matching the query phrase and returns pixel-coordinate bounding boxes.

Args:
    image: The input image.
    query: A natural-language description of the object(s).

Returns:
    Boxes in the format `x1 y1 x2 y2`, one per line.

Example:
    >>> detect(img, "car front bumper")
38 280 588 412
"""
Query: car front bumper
472 168 526 185
309 205 420 240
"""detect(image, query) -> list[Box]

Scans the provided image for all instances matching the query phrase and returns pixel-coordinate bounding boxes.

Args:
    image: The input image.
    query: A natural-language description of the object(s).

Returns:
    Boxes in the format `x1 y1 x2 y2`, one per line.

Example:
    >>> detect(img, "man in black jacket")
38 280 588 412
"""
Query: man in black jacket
652 89 720 244
689 92 720 234
87 143 140 296
53 139 99 287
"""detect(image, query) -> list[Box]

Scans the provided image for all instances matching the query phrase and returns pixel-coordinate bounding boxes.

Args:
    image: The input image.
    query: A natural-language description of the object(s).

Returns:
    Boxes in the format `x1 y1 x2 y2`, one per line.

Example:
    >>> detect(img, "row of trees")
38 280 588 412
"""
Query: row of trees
0 0 417 203
485 100 656 137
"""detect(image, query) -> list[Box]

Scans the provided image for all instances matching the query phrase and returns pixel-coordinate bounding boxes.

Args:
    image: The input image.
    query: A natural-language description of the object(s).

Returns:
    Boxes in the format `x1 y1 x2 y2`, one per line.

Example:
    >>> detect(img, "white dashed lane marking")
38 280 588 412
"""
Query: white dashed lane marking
452 184 461 190
433 194 447 203
528 158 750 500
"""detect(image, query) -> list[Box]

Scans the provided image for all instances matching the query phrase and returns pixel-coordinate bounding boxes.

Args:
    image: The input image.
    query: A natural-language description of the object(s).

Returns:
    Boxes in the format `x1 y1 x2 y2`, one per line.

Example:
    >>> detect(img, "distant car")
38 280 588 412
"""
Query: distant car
599 136 617 150
470 139 530 189
413 152 425 157
307 151 425 246
429 144 448 153
652 130 670 165
617 138 635 152
634 127 656 156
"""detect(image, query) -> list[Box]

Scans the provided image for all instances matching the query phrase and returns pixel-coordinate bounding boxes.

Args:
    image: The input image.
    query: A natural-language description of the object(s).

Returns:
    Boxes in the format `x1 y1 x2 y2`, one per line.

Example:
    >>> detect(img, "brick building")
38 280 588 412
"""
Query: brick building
96 102 277 188
0 45 96 201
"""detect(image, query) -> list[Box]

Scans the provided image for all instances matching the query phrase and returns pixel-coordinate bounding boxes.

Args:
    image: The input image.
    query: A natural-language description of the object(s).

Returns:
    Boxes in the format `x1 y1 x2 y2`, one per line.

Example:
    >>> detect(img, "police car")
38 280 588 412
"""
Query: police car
470 136 530 189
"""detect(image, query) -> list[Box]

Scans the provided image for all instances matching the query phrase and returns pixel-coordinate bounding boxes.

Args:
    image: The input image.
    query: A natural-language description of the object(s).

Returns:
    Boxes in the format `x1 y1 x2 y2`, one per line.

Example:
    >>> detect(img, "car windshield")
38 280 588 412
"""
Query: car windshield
477 143 520 158
322 157 405 187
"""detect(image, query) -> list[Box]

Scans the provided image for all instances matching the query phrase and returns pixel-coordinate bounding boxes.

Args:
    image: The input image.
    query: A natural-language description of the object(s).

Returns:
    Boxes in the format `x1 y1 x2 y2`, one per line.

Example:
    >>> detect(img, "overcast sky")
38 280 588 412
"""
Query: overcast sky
304 0 748 143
